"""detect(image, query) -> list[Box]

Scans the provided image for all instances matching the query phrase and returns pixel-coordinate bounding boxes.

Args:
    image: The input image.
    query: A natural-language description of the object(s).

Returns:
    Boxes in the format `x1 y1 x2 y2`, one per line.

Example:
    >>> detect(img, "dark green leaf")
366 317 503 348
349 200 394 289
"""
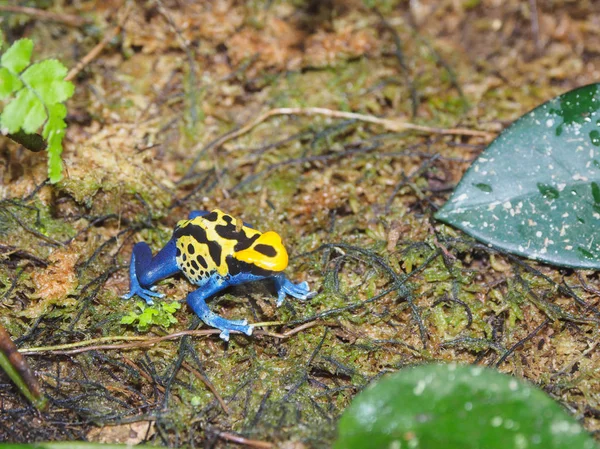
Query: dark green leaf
335 364 597 449
473 182 493 193
592 182 600 204
537 183 560 200
436 84 600 269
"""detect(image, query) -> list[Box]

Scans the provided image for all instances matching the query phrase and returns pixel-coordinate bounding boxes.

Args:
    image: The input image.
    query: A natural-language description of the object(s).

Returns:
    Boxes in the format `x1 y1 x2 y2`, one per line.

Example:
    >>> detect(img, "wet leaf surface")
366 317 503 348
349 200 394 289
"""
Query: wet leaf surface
436 84 600 269
335 364 598 449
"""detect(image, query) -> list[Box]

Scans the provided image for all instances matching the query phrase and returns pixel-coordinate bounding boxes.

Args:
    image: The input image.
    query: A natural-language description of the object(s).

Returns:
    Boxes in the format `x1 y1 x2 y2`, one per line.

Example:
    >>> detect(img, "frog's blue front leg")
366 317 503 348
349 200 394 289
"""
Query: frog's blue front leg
122 240 180 304
273 273 315 306
186 277 253 342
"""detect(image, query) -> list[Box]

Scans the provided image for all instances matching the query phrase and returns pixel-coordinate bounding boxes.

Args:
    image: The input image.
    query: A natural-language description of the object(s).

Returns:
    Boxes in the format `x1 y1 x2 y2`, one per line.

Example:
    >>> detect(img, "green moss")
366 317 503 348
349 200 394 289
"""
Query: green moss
463 0 481 9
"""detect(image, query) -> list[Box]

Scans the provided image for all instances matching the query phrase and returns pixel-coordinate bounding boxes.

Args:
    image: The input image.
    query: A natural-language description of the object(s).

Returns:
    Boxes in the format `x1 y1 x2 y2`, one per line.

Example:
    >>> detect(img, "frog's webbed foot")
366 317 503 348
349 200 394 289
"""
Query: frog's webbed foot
186 283 253 342
122 250 165 304
273 273 316 307
121 285 164 304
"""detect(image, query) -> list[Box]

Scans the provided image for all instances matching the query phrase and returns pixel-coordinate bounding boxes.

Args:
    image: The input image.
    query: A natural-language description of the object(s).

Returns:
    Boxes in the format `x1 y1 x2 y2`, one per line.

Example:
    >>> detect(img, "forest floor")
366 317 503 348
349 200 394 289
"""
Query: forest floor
0 1 599 447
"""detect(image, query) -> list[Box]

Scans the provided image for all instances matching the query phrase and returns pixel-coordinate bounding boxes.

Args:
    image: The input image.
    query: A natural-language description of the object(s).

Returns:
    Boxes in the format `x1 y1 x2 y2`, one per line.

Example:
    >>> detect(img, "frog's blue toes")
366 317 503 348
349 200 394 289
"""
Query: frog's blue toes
274 274 316 307
204 314 253 342
186 290 253 342
121 285 164 304
215 319 254 342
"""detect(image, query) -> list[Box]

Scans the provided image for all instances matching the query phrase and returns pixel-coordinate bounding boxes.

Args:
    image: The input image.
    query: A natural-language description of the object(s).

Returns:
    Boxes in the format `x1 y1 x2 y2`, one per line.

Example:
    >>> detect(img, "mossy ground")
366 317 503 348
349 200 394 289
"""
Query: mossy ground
0 1 599 447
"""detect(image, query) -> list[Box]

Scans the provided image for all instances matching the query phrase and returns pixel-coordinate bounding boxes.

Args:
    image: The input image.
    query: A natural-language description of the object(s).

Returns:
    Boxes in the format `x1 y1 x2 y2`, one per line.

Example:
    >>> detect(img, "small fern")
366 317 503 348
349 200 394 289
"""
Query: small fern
0 36 74 183
121 301 182 332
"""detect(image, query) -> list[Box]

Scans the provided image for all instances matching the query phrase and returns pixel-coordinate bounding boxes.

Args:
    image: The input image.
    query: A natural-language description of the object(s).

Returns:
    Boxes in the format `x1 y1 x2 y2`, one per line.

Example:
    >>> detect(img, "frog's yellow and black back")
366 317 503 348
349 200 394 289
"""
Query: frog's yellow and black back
173 209 288 284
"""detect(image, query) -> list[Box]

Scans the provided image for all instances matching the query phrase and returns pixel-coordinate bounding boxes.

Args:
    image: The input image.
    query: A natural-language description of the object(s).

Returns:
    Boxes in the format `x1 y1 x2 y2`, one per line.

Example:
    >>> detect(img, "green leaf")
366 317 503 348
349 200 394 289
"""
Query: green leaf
335 364 597 449
22 59 74 104
22 96 46 134
1 39 33 73
162 301 181 314
0 39 73 183
0 67 23 98
0 331 47 411
120 301 181 332
435 83 600 269
0 89 46 134
44 103 68 183
120 312 138 325
592 182 600 204
138 308 159 329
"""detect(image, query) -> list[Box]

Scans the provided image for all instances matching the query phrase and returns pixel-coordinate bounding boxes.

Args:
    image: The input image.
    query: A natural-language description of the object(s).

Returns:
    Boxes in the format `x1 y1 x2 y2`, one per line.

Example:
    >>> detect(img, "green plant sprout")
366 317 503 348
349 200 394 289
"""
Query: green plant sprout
0 36 74 183
120 301 182 332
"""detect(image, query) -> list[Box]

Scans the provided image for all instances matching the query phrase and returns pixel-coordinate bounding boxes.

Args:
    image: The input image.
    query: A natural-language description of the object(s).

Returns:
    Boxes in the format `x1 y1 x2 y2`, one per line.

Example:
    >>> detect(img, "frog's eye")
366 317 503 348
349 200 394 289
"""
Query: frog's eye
234 231 288 271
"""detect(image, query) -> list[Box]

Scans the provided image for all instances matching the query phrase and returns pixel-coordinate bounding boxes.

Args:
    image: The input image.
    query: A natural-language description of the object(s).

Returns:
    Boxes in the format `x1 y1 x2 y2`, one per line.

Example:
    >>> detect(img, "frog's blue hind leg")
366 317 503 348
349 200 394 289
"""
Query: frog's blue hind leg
122 240 180 304
186 277 253 342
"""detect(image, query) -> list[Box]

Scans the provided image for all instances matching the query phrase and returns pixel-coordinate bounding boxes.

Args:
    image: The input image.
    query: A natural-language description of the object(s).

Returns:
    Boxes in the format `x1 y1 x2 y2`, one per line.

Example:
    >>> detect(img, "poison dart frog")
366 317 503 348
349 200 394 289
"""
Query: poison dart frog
122 209 315 341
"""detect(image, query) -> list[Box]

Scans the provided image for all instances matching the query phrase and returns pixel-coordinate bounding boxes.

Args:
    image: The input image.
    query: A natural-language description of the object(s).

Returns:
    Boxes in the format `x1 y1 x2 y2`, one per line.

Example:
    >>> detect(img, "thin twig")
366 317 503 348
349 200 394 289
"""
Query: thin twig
529 0 542 53
0 5 89 27
377 10 419 117
182 361 230 415
496 318 550 367
21 330 218 355
4 207 64 247
0 324 47 410
20 322 323 355
121 356 166 394
65 4 132 81
553 336 599 376
216 431 274 449
219 107 492 145
255 321 322 338
156 1 199 125
183 107 495 179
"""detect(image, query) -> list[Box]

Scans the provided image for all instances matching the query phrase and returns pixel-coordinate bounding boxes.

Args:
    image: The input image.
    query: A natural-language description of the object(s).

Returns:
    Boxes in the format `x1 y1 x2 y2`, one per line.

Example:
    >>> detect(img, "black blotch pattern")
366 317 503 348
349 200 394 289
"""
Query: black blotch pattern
254 244 277 257
176 248 181 257
227 255 273 277
188 243 195 254
223 215 233 224
227 255 241 276
233 233 260 252
204 212 219 222
197 256 208 269
207 240 222 266
191 260 199 270
174 221 221 266
215 222 246 241
182 254 187 262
